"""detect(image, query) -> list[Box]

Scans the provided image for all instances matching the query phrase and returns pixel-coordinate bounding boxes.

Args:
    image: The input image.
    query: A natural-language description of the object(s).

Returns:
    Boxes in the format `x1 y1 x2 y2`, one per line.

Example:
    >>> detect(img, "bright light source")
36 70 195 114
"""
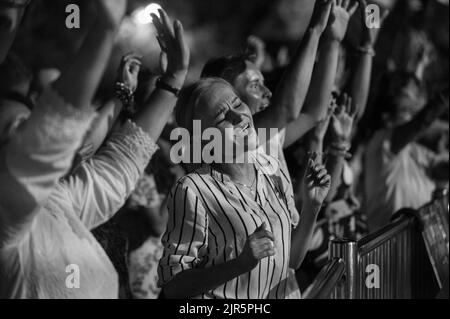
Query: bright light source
132 3 162 25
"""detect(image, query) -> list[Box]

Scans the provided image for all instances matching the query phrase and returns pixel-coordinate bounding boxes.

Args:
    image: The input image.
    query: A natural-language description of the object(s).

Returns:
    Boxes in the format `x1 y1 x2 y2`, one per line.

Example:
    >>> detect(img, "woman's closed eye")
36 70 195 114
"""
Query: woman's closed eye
233 102 244 109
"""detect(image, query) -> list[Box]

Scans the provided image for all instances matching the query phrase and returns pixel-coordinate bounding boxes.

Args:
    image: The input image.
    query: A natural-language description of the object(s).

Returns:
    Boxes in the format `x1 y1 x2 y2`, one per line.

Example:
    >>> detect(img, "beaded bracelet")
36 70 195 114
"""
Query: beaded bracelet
327 142 352 159
115 82 136 115
328 147 352 159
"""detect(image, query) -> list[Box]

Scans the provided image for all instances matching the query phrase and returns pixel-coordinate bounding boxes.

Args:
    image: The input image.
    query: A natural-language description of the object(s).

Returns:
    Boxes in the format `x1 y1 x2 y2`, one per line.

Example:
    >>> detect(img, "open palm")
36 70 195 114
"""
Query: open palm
331 94 355 141
325 0 359 42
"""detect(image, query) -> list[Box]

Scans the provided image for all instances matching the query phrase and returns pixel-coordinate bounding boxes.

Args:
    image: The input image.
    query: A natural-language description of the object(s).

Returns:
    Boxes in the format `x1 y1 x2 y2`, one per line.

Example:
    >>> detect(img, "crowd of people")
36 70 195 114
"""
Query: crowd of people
0 0 448 299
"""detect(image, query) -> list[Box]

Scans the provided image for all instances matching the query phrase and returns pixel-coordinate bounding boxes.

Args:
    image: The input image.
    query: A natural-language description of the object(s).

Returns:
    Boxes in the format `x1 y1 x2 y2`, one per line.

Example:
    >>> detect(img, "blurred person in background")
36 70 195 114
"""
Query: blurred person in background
364 73 448 231
1 1 191 299
0 0 30 64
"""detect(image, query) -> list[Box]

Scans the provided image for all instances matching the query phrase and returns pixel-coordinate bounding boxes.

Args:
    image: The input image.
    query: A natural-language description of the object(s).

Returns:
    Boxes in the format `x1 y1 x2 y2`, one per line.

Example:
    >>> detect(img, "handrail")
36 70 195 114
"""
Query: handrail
326 192 448 299
303 258 346 299
358 216 415 256
417 191 449 289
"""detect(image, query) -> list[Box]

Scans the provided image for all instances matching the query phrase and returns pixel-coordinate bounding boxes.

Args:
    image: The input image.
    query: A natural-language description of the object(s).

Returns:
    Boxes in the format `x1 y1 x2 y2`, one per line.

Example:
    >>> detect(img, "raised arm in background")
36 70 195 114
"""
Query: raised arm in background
62 9 190 229
284 0 359 149
0 0 127 244
53 0 127 111
253 0 333 131
349 0 389 121
391 88 449 155
325 94 356 202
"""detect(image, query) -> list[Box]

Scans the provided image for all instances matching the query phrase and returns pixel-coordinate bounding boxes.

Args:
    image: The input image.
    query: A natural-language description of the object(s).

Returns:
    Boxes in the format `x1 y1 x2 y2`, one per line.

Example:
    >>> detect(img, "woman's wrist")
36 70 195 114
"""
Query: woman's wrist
356 43 376 57
308 26 323 41
327 139 352 159
162 70 188 89
301 199 323 217
322 37 341 48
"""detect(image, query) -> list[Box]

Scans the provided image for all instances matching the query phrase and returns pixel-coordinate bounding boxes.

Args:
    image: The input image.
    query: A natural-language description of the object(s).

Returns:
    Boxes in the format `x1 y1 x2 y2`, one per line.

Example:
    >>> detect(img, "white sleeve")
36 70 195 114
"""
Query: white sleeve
61 119 158 230
0 88 95 245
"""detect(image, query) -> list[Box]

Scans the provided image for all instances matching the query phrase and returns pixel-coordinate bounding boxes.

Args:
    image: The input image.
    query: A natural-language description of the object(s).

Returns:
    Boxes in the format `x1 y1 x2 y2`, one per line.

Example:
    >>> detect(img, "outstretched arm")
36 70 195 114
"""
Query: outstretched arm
0 0 127 246
254 0 333 132
63 10 190 229
53 0 127 111
349 0 389 121
136 10 189 140
391 89 449 155
325 94 356 202
284 0 359 149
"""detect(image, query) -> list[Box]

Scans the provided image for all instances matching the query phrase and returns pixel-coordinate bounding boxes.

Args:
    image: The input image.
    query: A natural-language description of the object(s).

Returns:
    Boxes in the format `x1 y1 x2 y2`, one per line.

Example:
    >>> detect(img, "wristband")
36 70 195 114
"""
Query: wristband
355 46 376 57
155 77 180 97
328 142 352 159
328 148 352 159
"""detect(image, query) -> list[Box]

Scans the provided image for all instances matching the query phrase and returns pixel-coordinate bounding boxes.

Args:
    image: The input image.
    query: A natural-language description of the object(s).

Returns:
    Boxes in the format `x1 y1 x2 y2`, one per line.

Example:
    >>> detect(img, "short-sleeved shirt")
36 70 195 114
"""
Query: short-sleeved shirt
158 152 299 299
0 120 157 299
365 128 437 231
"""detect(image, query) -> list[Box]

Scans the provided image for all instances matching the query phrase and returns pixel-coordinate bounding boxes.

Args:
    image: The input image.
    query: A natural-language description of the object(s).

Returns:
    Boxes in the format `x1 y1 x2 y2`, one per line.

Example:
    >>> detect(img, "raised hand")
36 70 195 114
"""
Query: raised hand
96 0 127 30
331 93 356 142
151 9 190 83
246 35 266 70
237 222 275 272
324 0 359 43
358 0 389 46
303 155 331 208
310 0 333 35
117 53 142 93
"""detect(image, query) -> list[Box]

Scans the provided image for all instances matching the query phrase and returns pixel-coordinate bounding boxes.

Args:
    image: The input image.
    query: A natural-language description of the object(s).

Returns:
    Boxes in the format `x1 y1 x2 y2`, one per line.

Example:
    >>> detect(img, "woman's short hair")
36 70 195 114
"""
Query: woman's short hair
175 77 234 134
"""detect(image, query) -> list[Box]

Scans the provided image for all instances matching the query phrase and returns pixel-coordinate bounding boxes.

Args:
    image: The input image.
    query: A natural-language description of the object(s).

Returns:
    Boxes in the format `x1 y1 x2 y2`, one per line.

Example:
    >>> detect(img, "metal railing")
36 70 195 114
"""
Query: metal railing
302 258 346 299
418 190 449 289
315 193 449 299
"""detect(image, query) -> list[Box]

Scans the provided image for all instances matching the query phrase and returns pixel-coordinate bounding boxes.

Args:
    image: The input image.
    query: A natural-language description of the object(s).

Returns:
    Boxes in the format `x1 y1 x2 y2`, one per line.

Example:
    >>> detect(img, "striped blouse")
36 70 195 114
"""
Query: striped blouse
158 153 299 299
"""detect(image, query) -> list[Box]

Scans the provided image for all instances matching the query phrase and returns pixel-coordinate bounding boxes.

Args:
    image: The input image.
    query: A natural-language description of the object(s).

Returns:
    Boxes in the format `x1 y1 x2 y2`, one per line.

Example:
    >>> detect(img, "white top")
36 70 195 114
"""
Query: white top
365 128 437 231
0 90 157 298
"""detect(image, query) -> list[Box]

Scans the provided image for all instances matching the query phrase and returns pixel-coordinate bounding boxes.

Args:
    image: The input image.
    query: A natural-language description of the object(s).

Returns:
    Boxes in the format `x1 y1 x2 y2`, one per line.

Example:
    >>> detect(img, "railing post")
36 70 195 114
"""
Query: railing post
330 239 358 299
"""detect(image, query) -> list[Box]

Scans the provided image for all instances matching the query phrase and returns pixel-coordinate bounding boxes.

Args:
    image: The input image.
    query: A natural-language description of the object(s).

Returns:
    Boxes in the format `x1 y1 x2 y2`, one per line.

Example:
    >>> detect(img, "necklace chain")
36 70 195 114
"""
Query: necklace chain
235 174 257 192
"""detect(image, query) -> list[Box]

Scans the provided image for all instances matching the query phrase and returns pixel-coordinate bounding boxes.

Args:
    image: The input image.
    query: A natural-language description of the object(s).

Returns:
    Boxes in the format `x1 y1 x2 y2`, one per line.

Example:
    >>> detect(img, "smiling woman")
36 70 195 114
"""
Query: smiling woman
172 78 262 165
157 77 330 299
